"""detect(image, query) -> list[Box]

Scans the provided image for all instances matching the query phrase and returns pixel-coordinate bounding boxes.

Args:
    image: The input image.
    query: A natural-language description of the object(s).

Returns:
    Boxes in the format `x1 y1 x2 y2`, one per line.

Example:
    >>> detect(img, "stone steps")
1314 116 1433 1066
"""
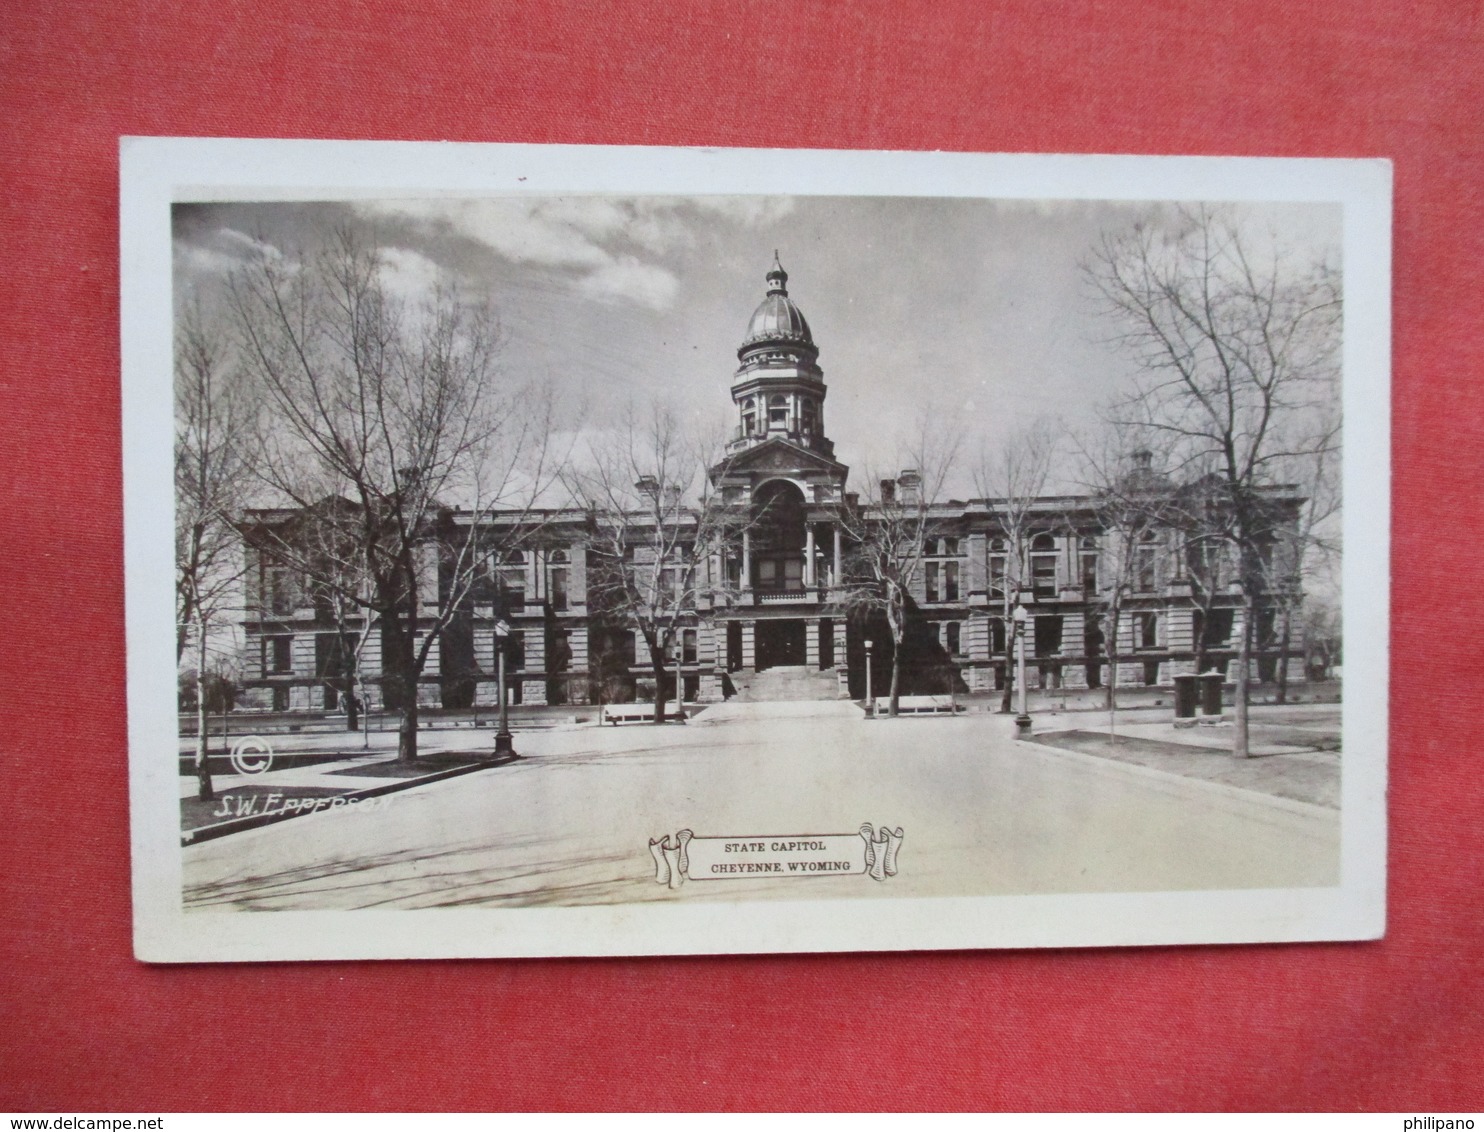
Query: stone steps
732 665 842 702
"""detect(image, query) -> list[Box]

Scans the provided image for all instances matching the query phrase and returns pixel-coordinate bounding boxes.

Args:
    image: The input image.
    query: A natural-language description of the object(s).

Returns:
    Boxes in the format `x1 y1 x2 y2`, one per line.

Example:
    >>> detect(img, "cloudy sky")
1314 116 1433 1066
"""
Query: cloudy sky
173 194 1341 496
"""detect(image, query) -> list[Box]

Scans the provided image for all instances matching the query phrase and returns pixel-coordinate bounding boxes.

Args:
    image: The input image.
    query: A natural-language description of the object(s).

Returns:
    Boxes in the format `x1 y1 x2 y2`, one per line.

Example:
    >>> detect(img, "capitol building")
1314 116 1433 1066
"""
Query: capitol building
238 258 1308 714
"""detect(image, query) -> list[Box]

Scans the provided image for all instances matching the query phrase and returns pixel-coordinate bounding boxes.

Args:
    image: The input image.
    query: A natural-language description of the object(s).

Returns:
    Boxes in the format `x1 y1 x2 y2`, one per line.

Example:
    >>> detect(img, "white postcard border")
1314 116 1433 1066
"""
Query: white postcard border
123 139 1390 962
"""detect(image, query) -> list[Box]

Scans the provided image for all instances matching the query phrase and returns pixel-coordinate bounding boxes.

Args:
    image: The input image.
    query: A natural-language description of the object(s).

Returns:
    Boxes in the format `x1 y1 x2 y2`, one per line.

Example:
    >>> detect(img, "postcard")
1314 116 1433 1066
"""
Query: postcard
123 138 1390 960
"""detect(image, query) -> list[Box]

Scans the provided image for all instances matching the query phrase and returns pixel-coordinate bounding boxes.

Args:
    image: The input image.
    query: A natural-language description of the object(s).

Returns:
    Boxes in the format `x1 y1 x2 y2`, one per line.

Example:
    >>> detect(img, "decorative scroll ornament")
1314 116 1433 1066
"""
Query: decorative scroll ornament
859 823 904 881
649 830 693 889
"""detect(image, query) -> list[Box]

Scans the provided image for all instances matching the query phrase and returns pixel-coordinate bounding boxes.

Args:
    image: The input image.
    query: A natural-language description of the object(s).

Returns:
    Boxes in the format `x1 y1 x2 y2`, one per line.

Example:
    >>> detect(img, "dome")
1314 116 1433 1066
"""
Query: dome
740 254 813 349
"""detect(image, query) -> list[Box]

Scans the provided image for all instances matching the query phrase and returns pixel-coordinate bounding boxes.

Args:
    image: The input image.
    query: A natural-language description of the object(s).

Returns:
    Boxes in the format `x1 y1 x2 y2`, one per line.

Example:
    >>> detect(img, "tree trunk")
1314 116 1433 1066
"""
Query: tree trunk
1104 609 1119 714
344 677 360 730
195 610 213 801
398 690 419 761
1000 637 1014 714
1275 604 1293 705
888 643 902 717
649 640 668 724
1233 588 1254 758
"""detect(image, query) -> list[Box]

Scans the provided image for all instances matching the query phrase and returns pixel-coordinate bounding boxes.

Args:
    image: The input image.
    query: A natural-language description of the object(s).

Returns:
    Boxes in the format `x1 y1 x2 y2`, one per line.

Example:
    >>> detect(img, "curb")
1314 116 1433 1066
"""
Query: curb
181 757 513 846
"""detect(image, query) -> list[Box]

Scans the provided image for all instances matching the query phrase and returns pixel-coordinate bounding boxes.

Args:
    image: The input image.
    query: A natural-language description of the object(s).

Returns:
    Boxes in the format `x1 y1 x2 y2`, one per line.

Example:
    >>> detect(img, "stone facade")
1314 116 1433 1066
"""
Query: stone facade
238 261 1306 712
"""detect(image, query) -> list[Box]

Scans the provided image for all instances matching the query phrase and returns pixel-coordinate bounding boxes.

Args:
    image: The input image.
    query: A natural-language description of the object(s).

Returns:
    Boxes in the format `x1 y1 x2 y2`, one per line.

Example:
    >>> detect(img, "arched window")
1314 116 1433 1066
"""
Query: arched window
1031 533 1056 551
801 398 818 434
548 549 568 564
503 549 525 565
742 397 757 435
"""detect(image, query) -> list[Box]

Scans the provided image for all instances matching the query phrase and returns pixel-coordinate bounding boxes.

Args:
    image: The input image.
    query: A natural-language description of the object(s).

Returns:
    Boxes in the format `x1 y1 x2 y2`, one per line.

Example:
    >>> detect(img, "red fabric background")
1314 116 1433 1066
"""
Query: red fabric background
2 0 1480 1112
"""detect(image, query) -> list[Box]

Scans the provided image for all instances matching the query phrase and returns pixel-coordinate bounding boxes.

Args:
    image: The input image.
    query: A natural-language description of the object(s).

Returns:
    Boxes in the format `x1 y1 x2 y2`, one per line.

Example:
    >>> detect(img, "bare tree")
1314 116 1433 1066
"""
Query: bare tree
1087 204 1342 756
230 225 553 762
1072 429 1171 715
569 403 746 724
971 419 1055 714
176 298 256 800
1266 406 1342 703
837 415 962 717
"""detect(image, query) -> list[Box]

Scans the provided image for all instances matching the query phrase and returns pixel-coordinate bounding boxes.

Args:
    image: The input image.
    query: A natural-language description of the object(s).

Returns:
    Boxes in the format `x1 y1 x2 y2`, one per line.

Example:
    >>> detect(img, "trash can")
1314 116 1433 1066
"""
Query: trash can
1199 671 1225 715
1173 673 1199 718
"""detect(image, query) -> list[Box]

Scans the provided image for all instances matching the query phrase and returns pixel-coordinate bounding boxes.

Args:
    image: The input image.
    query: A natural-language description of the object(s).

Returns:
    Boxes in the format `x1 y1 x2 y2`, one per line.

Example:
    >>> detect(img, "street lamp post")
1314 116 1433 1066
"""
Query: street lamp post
864 638 875 717
1013 603 1032 739
494 618 516 757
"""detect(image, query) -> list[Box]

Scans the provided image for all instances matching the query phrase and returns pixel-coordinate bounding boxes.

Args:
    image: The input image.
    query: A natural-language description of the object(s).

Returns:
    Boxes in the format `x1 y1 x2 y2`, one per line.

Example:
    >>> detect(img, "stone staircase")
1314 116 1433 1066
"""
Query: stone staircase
731 665 843 702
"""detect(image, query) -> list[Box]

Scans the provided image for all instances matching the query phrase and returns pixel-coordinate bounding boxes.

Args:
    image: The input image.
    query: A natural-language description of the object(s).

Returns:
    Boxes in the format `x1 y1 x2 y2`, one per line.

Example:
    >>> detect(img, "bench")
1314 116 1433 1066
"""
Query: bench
598 704 686 725
864 694 965 717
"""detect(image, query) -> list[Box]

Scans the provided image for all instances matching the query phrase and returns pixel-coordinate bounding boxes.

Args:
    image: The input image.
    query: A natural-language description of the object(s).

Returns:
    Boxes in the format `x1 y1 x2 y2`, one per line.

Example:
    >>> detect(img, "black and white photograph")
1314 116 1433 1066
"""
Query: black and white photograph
123 141 1389 960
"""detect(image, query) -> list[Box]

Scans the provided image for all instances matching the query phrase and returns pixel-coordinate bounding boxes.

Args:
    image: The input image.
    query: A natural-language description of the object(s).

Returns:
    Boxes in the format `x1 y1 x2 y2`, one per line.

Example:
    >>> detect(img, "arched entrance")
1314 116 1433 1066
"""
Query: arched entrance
751 479 806 594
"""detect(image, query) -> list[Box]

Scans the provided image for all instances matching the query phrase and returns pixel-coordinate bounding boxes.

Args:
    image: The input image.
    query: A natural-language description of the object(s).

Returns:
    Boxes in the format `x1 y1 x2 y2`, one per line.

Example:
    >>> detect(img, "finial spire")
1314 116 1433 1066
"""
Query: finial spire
765 251 788 295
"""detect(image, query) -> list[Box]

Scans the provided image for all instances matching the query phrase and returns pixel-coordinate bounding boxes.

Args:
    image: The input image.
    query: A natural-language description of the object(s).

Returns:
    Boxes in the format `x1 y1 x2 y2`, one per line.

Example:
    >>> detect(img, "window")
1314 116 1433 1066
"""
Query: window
989 554 1006 595
1033 615 1063 657
1186 537 1222 583
1138 612 1158 650
682 628 698 664
1031 559 1057 598
1136 533 1158 593
768 395 788 427
1199 608 1234 649
506 631 527 671
742 397 756 435
943 537 961 556
500 549 526 611
925 561 940 603
1079 537 1098 593
1257 608 1278 647
266 635 293 674
265 565 295 616
944 560 960 601
1031 534 1058 598
548 567 568 612
990 619 1007 655
801 399 818 434
945 621 961 655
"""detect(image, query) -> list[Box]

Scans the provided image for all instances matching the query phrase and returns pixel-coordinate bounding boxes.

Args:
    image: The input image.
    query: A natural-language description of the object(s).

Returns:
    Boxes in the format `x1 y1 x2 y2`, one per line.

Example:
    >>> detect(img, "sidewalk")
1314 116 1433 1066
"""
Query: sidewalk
1028 703 1341 809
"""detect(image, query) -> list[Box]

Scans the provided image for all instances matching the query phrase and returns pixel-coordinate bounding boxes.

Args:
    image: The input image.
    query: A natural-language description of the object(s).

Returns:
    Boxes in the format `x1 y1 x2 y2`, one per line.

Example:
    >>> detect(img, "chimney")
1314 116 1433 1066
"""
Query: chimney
880 479 896 504
635 474 659 497
897 468 921 505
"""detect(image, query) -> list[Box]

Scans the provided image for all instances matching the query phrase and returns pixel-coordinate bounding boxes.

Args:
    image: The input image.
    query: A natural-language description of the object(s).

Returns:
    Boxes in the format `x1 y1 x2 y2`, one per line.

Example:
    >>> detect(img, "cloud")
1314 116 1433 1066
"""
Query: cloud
218 228 285 261
573 255 678 311
376 246 444 302
359 194 793 313
172 240 240 277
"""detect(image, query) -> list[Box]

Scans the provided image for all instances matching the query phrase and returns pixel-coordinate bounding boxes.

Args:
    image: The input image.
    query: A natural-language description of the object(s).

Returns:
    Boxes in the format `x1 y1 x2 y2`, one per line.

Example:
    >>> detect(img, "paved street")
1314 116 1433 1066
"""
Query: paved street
182 700 1340 910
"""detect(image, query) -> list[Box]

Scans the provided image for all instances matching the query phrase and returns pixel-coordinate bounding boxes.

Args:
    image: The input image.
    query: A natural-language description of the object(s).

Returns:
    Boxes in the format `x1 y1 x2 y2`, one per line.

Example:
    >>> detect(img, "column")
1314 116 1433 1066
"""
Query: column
804 525 816 587
473 626 498 705
741 620 756 671
833 525 842 588
1061 616 1088 689
569 625 591 703
741 530 752 591
806 617 821 669
522 629 547 705
1165 606 1197 678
